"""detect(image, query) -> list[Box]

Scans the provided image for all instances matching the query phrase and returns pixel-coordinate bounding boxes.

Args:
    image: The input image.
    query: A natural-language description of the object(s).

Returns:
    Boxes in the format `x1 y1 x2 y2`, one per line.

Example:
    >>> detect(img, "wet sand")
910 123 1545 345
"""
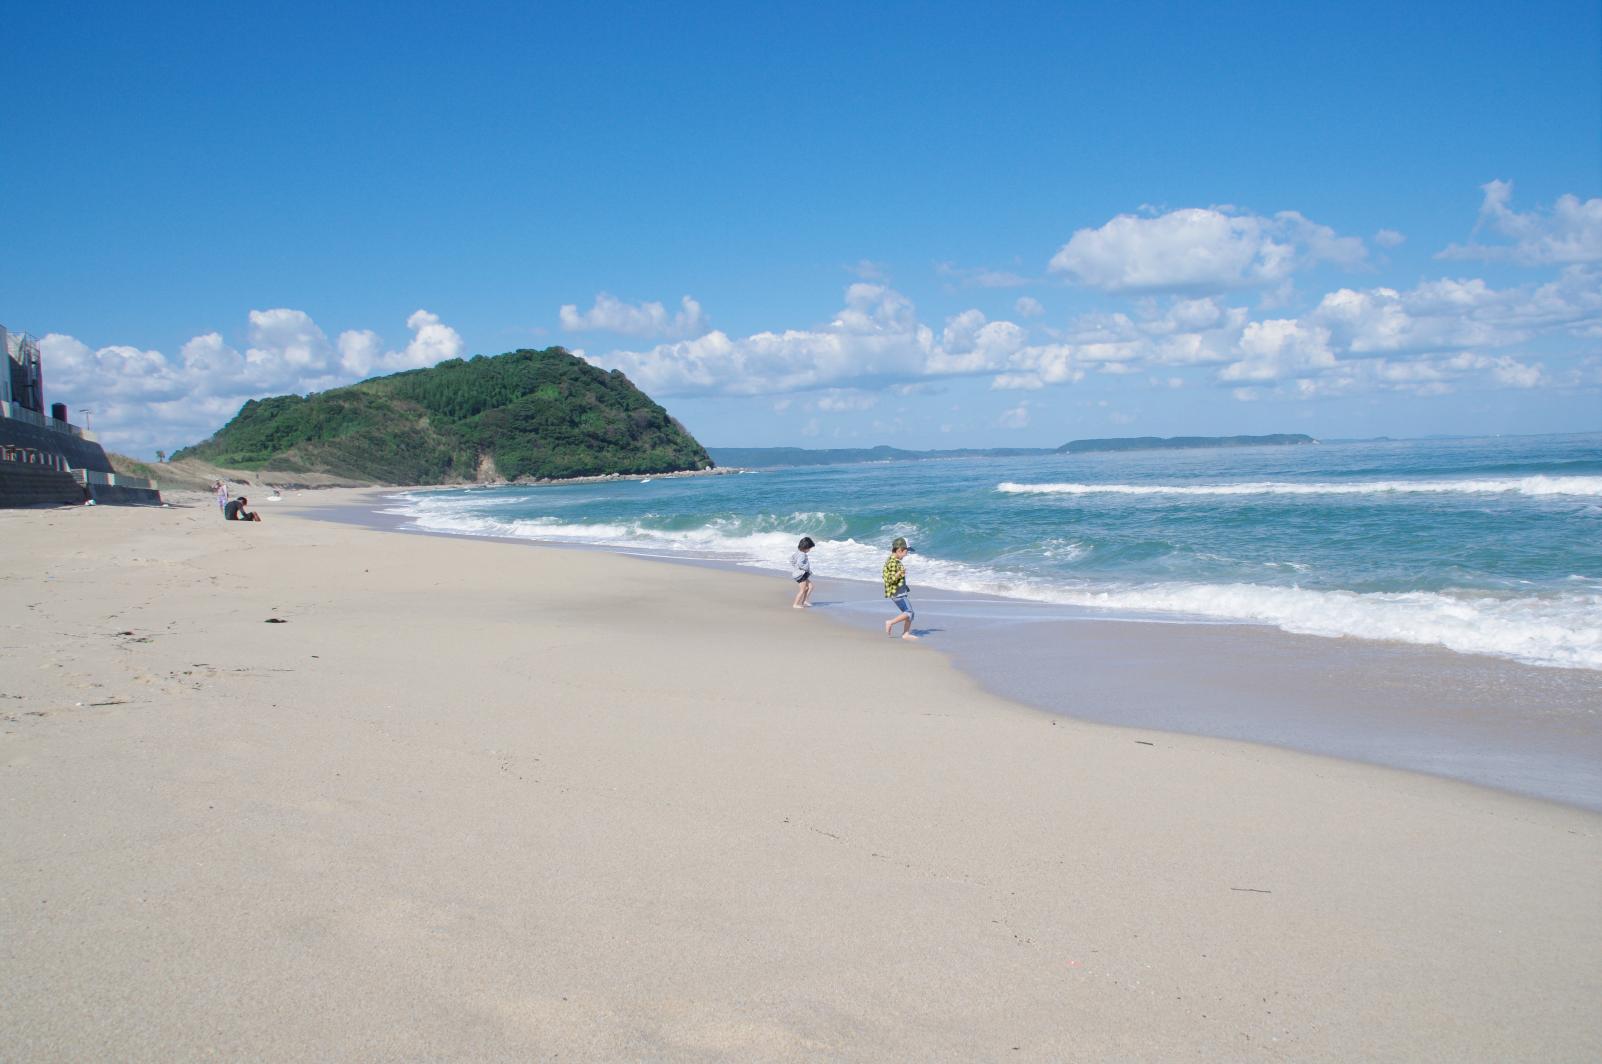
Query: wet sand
330 489 1602 811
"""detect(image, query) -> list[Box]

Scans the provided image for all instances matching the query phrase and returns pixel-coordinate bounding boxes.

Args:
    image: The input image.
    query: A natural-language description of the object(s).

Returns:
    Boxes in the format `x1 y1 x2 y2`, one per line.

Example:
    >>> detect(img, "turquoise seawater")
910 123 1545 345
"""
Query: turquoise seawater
386 433 1602 671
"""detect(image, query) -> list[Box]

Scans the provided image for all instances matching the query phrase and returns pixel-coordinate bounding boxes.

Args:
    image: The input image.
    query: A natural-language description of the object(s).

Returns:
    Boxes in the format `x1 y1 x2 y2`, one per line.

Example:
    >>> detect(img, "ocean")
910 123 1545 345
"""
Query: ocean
384 432 1602 672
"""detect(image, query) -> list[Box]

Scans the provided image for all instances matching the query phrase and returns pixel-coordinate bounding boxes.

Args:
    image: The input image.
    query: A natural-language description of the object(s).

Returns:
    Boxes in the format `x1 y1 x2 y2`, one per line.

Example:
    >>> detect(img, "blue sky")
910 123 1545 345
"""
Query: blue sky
4 1 1598 458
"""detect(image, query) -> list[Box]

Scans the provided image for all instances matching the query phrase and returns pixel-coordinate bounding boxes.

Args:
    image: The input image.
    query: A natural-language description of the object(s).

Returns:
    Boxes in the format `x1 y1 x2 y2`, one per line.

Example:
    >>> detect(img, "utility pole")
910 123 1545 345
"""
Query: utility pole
78 408 92 429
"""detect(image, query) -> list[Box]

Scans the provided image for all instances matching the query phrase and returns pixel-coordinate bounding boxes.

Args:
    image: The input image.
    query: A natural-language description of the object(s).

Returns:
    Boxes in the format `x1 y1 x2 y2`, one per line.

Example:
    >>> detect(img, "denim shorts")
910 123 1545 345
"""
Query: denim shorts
890 593 913 619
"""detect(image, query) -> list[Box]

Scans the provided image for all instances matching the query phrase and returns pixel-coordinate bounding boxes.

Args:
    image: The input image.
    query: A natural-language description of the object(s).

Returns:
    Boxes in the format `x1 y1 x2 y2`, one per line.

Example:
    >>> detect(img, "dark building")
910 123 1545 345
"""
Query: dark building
1 322 162 506
3 325 44 412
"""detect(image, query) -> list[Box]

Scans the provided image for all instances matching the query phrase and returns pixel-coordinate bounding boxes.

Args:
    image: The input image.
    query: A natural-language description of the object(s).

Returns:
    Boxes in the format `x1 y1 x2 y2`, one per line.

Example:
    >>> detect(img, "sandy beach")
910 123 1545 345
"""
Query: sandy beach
3 492 1600 1062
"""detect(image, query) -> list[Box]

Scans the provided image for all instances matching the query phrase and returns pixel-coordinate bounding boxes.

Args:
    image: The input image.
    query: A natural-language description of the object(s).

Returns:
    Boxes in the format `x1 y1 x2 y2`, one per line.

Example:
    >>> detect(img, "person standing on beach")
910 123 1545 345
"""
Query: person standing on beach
882 537 918 640
215 481 229 511
790 537 815 609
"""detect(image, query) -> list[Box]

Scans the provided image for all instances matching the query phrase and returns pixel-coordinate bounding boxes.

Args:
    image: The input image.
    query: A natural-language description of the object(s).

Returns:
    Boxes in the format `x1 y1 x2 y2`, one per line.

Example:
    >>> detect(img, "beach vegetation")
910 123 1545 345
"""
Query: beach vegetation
171 348 712 484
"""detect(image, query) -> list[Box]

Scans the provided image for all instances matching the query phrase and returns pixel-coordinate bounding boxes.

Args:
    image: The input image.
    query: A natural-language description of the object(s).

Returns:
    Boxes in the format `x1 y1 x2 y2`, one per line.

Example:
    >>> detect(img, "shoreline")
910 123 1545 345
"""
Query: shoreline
315 486 1602 813
3 494 1599 1060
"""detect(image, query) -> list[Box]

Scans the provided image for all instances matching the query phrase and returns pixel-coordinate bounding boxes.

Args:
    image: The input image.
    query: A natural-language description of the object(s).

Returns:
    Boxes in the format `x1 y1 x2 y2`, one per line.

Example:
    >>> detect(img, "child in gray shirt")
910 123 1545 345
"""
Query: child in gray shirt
790 537 815 609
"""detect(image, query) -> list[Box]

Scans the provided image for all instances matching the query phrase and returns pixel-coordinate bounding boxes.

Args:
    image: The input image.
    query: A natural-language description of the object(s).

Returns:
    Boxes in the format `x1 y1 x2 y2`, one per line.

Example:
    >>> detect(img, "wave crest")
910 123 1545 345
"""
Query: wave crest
997 476 1602 498
384 492 1600 670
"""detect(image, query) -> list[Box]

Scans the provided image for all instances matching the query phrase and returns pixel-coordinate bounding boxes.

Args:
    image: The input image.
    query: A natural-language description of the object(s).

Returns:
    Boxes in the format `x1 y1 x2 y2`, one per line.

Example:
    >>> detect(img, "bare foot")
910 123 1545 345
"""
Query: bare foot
884 620 896 636
793 604 806 609
901 632 920 641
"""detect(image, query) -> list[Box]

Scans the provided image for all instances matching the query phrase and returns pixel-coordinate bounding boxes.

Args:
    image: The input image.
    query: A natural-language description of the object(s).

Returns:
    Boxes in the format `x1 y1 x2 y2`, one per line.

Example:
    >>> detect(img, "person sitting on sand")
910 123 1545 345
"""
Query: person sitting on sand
790 536 815 609
882 537 917 640
224 496 261 522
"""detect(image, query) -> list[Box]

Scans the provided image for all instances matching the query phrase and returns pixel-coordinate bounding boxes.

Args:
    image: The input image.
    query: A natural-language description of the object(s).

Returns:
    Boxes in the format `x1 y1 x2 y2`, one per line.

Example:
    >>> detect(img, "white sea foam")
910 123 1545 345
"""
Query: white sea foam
385 492 1602 671
997 476 1602 498
1044 583 1602 672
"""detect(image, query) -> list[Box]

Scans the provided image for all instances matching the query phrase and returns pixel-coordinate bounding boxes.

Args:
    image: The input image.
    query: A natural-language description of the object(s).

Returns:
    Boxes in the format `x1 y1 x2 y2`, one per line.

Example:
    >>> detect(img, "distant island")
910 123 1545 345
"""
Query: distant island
711 435 1315 469
707 445 1056 468
173 347 711 484
1058 434 1316 454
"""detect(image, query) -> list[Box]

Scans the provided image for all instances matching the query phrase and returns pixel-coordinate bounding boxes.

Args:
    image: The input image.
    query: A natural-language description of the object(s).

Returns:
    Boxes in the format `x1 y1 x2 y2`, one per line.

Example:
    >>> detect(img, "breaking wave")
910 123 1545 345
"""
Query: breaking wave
384 491 1601 671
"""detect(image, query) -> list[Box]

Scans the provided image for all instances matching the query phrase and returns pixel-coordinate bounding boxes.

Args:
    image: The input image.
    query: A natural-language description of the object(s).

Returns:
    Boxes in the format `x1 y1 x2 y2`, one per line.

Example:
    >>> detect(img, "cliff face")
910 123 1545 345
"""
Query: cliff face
172 348 712 484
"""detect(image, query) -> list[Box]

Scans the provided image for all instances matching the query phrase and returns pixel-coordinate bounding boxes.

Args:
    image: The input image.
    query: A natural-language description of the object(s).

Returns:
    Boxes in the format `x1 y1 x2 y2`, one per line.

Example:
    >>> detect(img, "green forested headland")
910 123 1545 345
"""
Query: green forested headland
172 348 712 483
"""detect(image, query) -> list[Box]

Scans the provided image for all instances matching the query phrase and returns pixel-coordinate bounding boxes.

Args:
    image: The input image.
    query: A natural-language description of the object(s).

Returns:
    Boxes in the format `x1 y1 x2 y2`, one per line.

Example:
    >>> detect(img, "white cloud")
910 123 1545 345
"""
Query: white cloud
998 401 1031 428
398 309 465 369
591 284 941 396
558 293 709 338
1438 181 1602 265
588 262 1596 405
1002 266 1594 398
1375 228 1406 248
1049 206 1366 294
815 389 879 412
991 373 1048 390
1309 266 1602 356
39 309 465 458
1015 296 1045 317
1243 350 1549 401
932 310 1030 375
1219 320 1336 382
940 308 988 352
337 309 464 378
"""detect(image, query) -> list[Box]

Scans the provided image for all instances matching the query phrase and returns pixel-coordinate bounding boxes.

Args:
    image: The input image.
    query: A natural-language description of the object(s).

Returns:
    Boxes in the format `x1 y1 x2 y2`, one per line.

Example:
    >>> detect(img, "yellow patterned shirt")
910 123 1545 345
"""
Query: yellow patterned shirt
883 555 907 598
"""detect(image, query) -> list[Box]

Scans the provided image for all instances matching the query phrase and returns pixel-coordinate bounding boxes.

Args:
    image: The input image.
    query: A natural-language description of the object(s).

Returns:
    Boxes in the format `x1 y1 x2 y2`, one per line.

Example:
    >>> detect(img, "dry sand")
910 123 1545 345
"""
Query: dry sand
3 491 1599 1062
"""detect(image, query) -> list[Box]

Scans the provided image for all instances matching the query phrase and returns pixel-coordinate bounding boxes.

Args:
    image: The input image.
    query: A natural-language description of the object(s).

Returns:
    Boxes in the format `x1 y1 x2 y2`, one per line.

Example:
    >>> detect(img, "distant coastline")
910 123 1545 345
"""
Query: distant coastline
710 434 1314 469
1058 433 1316 454
706 445 1055 468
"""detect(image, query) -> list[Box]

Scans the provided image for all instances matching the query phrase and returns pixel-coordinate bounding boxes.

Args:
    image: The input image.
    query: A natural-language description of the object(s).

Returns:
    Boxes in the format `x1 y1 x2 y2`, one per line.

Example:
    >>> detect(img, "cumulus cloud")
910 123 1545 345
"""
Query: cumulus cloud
576 188 1596 406
1237 350 1549 402
1309 266 1602 356
992 266 1593 398
1048 206 1366 294
1219 320 1336 382
1438 181 1602 265
39 309 465 458
558 293 709 338
336 310 465 379
587 261 1594 406
590 284 940 397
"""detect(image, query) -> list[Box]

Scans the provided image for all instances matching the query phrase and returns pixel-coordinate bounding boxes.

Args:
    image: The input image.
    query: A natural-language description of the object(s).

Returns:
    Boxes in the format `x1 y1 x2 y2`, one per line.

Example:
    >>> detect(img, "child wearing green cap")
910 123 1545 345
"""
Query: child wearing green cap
882 537 918 640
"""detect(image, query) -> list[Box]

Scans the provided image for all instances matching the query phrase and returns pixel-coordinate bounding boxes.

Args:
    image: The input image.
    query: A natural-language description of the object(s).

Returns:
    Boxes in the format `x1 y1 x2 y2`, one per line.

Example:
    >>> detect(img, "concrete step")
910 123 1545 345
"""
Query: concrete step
0 464 86 507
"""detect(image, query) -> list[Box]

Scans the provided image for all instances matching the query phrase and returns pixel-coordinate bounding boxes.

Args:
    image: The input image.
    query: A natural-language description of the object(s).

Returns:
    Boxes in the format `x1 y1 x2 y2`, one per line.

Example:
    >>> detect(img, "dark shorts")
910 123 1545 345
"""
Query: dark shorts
794 573 811 583
890 593 913 619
